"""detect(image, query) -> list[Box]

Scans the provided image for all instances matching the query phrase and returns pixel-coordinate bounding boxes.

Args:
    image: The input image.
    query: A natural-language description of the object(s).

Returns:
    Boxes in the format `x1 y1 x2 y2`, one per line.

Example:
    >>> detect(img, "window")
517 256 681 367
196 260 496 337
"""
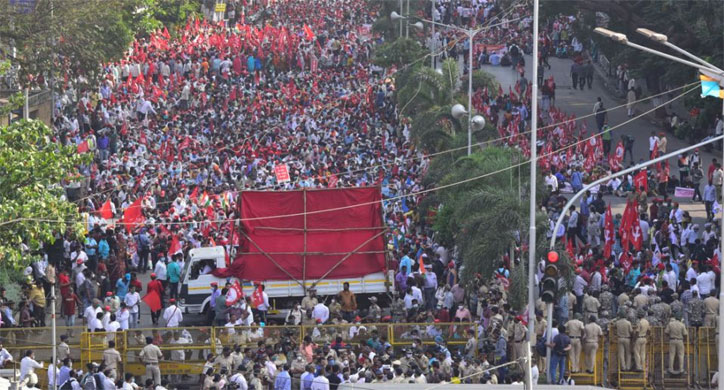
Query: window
189 259 217 280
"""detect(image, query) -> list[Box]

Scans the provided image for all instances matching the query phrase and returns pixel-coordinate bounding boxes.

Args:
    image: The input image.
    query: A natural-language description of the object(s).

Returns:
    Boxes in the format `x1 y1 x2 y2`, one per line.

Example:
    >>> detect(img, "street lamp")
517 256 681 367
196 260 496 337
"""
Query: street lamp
595 27 724 390
390 11 423 38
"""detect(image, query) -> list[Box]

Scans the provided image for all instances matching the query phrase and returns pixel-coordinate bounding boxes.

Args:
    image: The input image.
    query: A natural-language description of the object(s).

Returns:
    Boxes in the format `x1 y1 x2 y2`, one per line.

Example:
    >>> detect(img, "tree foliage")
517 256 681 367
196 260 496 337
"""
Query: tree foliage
0 119 89 266
372 37 428 69
428 147 549 280
0 0 199 84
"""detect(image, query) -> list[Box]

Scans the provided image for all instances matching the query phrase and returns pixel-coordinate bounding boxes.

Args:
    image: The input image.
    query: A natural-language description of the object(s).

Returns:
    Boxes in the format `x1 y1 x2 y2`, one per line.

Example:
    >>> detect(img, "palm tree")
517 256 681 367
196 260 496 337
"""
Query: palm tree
395 58 464 152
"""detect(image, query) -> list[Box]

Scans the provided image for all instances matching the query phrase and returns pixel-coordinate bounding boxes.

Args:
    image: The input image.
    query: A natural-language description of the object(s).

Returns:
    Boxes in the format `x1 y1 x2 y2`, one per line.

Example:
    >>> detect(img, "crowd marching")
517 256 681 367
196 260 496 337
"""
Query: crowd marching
1 0 722 388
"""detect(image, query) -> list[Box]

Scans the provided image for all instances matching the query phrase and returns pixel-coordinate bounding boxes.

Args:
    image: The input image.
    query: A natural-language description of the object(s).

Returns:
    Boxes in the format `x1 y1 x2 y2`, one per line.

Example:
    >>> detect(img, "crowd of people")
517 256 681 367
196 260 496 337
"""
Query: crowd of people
1 0 722 387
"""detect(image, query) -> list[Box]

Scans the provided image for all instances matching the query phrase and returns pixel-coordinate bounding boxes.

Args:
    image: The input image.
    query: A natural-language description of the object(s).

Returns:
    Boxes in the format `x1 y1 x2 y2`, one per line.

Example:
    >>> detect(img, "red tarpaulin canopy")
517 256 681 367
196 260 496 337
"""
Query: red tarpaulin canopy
215 187 386 282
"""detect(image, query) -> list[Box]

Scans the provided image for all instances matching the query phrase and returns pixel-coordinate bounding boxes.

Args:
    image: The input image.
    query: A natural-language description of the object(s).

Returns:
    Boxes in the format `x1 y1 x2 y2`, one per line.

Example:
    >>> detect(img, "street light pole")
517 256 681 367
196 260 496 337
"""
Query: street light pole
595 28 724 388
430 0 435 69
526 0 540 387
467 30 473 155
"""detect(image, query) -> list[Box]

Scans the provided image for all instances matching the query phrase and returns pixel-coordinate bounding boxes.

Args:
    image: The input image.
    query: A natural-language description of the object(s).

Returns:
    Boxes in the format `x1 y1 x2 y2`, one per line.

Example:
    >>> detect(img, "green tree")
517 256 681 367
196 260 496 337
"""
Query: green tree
372 37 428 69
428 147 549 280
0 0 200 84
0 119 88 266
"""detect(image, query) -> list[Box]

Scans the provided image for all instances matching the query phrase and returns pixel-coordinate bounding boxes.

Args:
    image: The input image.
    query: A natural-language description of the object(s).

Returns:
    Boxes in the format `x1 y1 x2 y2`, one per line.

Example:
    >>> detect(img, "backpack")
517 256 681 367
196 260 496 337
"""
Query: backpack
60 378 77 390
81 374 97 390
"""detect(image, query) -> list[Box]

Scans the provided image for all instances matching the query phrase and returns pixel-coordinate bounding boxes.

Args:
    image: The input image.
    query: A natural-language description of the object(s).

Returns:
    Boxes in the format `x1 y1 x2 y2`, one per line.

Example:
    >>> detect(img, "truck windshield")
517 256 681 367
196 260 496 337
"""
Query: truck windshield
189 259 218 280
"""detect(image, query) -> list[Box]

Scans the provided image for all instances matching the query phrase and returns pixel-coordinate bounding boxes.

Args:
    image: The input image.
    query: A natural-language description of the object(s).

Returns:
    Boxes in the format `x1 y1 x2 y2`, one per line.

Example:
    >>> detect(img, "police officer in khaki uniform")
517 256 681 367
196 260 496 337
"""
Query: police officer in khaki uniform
703 293 719 327
633 308 650 372
583 292 601 323
301 289 318 311
512 316 527 362
583 315 603 373
566 313 585 373
139 336 163 385
664 313 688 374
615 309 633 371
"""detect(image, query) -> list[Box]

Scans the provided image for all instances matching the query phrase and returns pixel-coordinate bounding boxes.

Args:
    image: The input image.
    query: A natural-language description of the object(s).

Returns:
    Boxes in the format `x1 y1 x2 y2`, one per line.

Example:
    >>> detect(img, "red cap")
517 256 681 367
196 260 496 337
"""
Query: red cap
316 319 322 324
106 292 113 297
355 316 361 322
211 282 218 286
433 319 440 323
169 298 176 303
104 306 110 311
150 273 157 278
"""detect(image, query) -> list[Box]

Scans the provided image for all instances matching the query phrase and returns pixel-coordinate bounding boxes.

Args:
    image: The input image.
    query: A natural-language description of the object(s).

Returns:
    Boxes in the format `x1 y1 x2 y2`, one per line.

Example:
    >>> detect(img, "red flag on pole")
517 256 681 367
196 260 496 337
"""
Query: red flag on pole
631 211 643 250
633 170 648 192
168 235 182 257
121 198 145 233
141 290 162 312
303 24 315 41
99 200 113 219
418 254 426 274
566 237 576 259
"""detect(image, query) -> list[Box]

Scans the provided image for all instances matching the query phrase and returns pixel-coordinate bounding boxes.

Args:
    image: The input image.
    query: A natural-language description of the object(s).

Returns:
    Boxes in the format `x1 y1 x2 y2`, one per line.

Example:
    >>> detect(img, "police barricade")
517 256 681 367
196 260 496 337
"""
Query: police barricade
389 323 477 354
567 333 604 385
694 327 717 387
300 323 392 347
0 326 84 361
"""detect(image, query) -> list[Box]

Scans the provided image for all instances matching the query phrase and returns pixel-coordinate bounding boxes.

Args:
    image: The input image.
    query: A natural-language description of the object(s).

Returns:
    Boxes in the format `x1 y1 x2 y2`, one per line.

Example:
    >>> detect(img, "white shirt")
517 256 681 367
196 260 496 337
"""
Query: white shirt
84 306 101 328
154 261 168 281
256 292 270 311
170 337 190 361
686 267 698 283
312 303 330 324
545 175 558 192
163 305 183 327
311 375 330 390
124 292 141 314
117 309 130 330
47 363 59 388
649 136 658 151
697 271 715 296
20 356 43 381
230 373 248 390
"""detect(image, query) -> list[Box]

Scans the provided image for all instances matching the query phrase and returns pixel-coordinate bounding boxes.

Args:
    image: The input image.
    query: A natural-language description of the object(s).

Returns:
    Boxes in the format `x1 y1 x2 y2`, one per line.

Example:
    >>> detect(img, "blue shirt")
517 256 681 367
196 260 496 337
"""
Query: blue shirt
98 239 110 259
116 278 129 299
209 288 222 308
85 238 97 256
571 171 583 191
301 372 314 390
58 366 71 387
399 256 412 274
274 370 291 390
167 261 181 283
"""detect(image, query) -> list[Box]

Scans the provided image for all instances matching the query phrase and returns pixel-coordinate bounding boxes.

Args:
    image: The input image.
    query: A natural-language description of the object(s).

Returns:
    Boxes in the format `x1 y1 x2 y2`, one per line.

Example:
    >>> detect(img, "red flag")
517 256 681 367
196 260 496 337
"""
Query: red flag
633 170 648 192
141 290 162 312
631 211 643 250
168 235 182 257
251 284 264 308
99 200 113 219
303 24 315 41
612 141 624 170
603 205 614 259
328 175 339 188
189 187 199 202
619 201 635 251
566 237 576 259
419 255 426 274
162 26 170 39
226 280 244 306
711 253 720 274
619 251 632 273
122 198 145 233
77 140 89 153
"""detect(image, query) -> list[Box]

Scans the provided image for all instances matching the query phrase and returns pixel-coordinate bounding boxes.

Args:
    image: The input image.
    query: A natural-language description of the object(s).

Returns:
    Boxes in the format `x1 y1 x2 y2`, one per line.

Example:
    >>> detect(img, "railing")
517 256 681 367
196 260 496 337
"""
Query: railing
0 323 717 389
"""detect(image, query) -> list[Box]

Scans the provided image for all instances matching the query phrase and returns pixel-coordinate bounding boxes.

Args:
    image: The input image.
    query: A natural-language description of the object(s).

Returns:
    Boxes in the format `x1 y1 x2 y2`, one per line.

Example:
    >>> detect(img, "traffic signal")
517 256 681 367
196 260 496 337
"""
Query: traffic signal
541 251 560 303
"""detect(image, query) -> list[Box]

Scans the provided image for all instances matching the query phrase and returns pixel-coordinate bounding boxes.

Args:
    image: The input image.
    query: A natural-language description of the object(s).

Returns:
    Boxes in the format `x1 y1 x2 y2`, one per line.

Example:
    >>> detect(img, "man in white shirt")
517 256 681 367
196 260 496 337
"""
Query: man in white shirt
312 302 330 324
117 304 130 330
311 373 330 390
163 298 183 327
545 172 558 192
124 286 141 328
153 258 168 287
19 350 43 382
255 285 270 324
697 266 715 296
84 300 102 331
649 132 658 156
0 342 12 368
229 366 248 390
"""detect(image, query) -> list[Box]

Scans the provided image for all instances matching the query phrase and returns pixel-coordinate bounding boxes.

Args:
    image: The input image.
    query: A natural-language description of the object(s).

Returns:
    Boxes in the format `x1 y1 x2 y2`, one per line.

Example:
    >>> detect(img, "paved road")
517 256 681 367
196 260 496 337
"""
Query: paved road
477 55 719 224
